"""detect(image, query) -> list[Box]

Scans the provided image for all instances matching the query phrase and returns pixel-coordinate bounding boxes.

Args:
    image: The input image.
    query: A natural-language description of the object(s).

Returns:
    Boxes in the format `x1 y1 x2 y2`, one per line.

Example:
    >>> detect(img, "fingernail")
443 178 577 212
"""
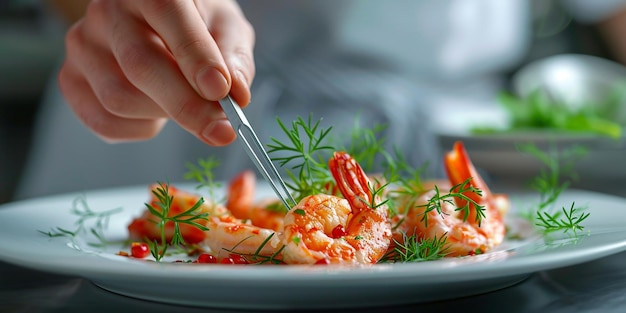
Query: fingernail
202 119 236 146
196 67 229 100
235 70 249 91
234 70 252 106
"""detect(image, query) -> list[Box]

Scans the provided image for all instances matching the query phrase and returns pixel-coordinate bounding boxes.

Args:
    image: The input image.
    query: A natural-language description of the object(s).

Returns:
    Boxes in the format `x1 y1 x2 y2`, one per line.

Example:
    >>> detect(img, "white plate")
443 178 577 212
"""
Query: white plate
1 184 626 310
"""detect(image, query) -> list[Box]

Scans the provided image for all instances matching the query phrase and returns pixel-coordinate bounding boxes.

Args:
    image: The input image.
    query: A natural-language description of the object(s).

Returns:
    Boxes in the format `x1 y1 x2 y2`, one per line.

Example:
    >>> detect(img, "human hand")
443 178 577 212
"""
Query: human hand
58 0 255 146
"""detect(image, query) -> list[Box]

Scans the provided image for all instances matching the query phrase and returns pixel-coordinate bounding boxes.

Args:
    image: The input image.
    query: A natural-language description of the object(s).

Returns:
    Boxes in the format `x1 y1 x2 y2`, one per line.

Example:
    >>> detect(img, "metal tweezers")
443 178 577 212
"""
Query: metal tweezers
218 95 297 210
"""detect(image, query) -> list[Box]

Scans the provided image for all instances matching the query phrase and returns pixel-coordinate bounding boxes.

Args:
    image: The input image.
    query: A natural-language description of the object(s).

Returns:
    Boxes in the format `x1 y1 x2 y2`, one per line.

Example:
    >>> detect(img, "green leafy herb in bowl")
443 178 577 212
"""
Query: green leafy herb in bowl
472 88 624 139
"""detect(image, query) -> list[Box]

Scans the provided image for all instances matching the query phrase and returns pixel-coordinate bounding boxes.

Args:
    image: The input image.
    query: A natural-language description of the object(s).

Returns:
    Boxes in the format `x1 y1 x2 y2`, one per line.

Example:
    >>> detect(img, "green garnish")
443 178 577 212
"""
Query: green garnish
362 180 390 211
340 116 392 172
222 233 286 264
384 147 427 192
384 149 429 219
184 156 222 201
415 179 486 227
473 90 622 139
294 208 306 216
520 143 590 236
382 232 449 263
535 202 590 236
521 143 586 211
267 115 335 203
145 181 209 261
39 195 122 247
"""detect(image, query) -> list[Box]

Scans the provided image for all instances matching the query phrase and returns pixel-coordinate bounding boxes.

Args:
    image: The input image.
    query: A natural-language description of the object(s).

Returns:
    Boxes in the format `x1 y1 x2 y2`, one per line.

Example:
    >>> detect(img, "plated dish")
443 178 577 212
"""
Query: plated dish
1 184 625 309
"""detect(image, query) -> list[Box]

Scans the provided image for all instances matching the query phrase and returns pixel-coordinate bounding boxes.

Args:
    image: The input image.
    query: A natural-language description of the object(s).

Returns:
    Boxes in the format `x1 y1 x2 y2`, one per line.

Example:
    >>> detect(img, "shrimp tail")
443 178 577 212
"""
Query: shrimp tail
329 151 373 211
444 141 492 205
226 170 256 219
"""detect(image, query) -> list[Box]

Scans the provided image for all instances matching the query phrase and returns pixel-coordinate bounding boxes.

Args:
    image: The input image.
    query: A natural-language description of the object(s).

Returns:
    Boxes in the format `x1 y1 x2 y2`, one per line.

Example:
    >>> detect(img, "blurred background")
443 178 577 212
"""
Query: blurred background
0 0 64 203
0 0 623 204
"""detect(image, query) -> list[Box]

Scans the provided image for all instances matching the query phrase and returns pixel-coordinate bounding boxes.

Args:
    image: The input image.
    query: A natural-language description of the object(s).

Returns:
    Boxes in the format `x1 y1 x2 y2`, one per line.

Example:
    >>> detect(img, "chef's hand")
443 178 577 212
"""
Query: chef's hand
59 0 255 146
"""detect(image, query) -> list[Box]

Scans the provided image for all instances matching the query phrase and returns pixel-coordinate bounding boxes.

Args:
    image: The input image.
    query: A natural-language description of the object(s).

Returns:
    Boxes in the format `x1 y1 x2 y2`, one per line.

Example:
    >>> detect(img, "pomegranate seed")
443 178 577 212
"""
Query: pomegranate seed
220 257 235 264
331 225 347 238
229 254 249 264
197 253 217 264
220 254 249 265
130 242 150 258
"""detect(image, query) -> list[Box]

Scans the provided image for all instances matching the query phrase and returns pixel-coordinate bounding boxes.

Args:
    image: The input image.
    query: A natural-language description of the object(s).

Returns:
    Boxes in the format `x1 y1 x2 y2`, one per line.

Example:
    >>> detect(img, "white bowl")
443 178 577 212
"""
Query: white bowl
434 54 626 194
512 54 626 124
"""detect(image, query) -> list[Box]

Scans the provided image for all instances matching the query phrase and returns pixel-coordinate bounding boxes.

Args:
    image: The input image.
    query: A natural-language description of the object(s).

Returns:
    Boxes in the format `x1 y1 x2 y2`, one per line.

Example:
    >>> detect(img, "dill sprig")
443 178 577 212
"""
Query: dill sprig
415 179 486 227
38 195 122 247
221 233 285 264
362 180 390 210
340 117 393 172
519 143 590 236
267 115 335 202
384 148 429 217
384 147 426 190
535 202 590 236
184 156 222 201
382 231 449 263
146 181 209 261
520 143 586 212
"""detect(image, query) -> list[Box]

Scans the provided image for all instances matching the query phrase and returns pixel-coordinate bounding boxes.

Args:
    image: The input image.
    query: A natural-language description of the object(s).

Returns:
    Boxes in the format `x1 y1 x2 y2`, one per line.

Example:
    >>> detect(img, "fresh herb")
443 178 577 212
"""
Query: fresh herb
184 156 222 201
535 202 590 236
472 90 622 139
39 195 122 247
520 143 590 236
145 181 209 261
267 115 335 203
382 231 449 263
520 143 586 211
414 179 486 227
383 148 430 219
363 180 390 210
339 116 393 172
384 148 427 192
223 233 286 264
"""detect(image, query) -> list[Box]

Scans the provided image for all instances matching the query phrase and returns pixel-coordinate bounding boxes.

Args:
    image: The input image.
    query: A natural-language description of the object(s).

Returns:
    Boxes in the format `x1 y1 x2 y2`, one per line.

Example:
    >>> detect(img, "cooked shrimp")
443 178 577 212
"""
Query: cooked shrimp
203 172 282 259
394 141 506 256
127 183 282 261
203 214 282 260
128 184 227 244
226 170 285 231
282 151 392 264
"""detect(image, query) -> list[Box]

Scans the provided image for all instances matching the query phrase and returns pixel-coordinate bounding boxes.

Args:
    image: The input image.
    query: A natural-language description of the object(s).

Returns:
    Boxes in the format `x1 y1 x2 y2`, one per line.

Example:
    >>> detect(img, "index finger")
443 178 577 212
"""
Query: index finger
132 0 232 101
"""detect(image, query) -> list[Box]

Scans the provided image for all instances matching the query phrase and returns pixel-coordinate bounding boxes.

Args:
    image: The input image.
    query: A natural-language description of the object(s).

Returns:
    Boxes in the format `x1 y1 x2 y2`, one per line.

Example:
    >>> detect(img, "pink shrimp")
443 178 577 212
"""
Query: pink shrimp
281 151 392 264
126 183 281 261
203 213 282 261
226 170 286 231
128 184 225 244
394 141 506 256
